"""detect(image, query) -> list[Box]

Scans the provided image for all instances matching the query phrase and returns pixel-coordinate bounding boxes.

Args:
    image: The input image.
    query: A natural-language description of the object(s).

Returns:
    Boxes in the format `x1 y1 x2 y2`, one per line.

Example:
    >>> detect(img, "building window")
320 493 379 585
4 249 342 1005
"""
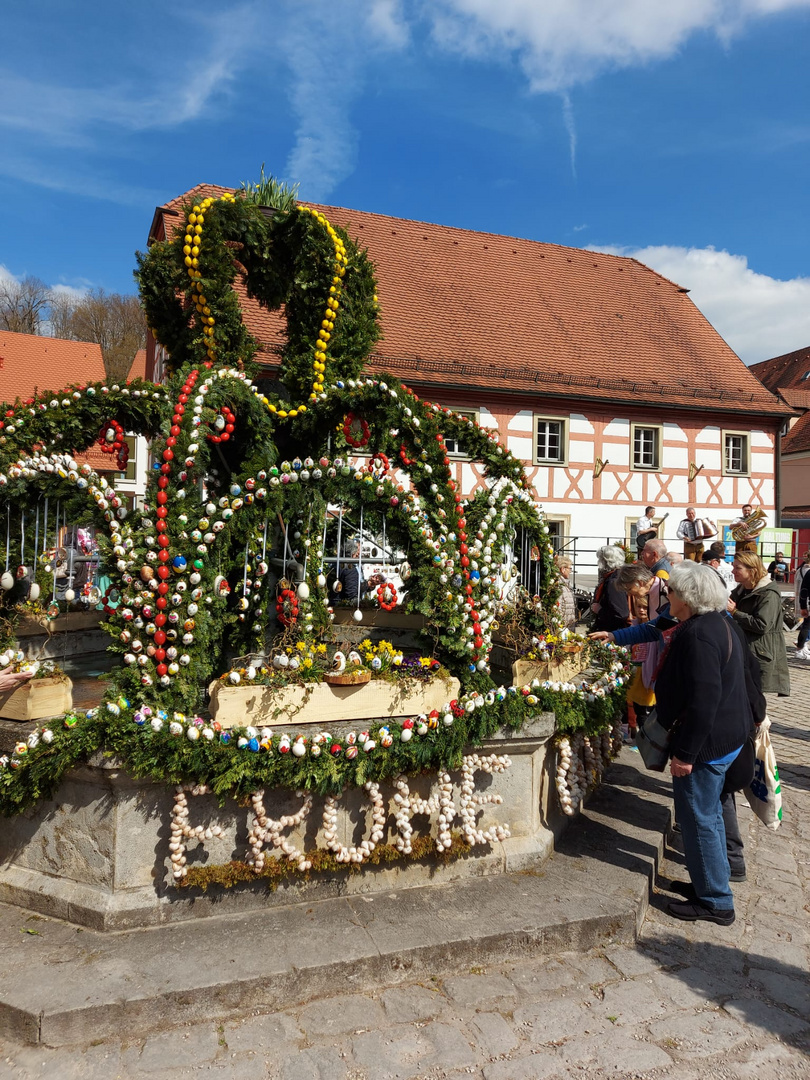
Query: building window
723 431 750 476
443 409 478 456
534 416 567 465
631 424 661 470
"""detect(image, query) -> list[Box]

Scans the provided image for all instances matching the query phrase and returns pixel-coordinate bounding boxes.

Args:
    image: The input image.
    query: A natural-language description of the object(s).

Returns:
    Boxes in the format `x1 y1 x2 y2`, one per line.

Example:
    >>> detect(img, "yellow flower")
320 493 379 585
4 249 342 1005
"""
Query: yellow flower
303 658 313 669
296 642 306 652
419 658 431 668
316 644 327 654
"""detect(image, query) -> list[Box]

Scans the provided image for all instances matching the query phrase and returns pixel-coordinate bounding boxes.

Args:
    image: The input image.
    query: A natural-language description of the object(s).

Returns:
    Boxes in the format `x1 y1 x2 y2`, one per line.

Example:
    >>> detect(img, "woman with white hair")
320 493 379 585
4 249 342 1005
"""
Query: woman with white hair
591 545 630 632
654 561 752 926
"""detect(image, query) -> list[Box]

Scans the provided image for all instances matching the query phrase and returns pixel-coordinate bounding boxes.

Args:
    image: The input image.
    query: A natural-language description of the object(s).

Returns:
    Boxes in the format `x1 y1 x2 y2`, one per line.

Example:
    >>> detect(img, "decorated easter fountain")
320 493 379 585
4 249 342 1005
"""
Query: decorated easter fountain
0 182 630 928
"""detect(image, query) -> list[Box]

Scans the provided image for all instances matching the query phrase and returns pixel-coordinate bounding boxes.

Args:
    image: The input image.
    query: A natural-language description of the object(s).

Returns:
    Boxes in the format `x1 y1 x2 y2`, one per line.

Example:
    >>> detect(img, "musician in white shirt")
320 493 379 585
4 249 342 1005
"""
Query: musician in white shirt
676 507 707 561
635 506 658 556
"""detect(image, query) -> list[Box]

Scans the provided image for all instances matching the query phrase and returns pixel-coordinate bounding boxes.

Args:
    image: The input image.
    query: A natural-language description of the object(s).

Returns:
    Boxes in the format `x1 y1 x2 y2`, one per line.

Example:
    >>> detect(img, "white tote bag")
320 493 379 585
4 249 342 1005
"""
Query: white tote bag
743 717 783 830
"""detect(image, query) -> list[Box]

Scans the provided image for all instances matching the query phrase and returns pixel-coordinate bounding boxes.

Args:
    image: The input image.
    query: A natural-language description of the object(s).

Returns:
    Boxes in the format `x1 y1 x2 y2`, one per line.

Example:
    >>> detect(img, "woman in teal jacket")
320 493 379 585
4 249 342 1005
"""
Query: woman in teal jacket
728 551 790 697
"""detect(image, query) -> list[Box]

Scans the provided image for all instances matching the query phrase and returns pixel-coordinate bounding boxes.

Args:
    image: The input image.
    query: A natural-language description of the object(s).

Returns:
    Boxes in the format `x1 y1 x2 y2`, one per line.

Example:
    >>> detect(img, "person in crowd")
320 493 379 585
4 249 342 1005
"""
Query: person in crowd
676 507 707 562
590 564 760 883
667 552 684 565
728 551 790 697
332 540 385 602
635 506 658 556
591 545 630 632
0 665 34 694
611 563 669 731
655 562 752 925
554 554 577 627
767 551 789 584
794 551 810 658
640 539 672 580
731 503 763 554
702 549 734 594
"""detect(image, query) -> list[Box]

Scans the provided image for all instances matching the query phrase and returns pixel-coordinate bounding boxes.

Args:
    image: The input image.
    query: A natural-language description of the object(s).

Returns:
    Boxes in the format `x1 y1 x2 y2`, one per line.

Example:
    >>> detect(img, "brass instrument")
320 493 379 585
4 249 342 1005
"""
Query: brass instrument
730 507 767 541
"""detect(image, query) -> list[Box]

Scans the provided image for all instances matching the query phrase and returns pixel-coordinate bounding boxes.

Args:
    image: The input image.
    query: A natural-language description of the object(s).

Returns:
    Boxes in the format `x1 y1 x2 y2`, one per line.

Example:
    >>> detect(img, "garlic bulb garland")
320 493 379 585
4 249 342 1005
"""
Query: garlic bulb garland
555 723 622 817
247 788 313 872
168 753 514 877
169 783 225 880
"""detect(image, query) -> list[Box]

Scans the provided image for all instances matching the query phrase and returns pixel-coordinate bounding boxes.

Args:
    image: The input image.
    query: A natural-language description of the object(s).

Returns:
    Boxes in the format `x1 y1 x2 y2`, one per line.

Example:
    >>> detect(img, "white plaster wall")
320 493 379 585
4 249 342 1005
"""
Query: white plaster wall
696 425 721 442
479 407 498 430
665 477 691 504
599 471 643 501
507 435 534 460
509 410 534 433
662 446 689 470
752 452 774 473
569 414 594 435
603 419 630 437
751 430 773 449
664 422 688 442
569 439 593 463
694 448 722 470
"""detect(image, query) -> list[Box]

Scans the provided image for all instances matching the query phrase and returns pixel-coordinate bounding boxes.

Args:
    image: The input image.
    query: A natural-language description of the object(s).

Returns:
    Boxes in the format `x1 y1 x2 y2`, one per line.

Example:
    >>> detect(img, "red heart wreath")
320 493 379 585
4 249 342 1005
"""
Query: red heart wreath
208 406 236 444
97 420 129 471
376 582 398 611
276 587 299 626
343 412 370 449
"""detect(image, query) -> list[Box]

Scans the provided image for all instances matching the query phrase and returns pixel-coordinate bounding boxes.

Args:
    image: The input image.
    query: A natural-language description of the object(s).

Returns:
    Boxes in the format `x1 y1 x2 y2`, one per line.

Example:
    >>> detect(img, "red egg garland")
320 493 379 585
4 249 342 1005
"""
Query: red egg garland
343 412 370 449
208 405 237 444
97 419 129 470
276 588 299 627
376 582 398 611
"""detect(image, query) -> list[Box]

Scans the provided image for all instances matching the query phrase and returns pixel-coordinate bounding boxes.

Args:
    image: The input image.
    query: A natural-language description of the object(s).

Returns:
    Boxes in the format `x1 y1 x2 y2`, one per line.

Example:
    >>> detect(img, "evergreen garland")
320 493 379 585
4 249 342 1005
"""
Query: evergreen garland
0 177 628 819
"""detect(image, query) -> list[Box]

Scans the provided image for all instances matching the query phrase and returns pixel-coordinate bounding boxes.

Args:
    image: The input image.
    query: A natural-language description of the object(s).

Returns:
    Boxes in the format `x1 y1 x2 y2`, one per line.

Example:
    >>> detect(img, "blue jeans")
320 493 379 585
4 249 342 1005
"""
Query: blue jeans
672 760 735 910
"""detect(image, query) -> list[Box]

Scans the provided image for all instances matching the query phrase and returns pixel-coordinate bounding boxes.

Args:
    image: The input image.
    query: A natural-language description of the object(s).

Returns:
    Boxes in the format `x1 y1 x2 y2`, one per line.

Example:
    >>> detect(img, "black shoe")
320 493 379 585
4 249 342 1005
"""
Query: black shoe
729 869 747 882
669 879 698 900
666 900 735 925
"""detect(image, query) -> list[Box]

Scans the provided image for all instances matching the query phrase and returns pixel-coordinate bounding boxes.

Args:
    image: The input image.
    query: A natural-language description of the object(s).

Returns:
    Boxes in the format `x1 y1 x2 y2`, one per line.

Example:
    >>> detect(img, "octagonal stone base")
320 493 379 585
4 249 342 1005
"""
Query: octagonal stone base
0 714 567 931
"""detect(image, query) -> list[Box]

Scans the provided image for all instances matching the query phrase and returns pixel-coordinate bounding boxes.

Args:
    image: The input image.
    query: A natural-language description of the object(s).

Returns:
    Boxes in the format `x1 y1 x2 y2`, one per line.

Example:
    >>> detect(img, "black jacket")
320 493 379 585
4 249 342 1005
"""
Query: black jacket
592 571 630 632
654 611 753 765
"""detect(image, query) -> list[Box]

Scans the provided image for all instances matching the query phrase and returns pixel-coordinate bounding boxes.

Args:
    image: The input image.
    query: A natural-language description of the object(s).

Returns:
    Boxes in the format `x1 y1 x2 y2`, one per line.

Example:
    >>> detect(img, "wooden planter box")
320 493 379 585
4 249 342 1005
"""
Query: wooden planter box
208 675 460 729
17 611 104 637
0 677 73 722
331 608 426 630
512 647 587 687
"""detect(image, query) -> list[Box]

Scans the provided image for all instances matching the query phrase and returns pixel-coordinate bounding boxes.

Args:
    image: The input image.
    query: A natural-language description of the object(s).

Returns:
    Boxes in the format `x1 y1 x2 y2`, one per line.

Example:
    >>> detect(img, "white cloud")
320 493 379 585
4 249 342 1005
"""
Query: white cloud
280 1 410 199
591 243 810 364
426 0 810 91
0 6 258 147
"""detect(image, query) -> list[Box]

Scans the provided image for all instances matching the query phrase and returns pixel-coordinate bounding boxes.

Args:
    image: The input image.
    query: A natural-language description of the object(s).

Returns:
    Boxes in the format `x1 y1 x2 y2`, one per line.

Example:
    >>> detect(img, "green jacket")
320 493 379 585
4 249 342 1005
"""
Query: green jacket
731 578 790 696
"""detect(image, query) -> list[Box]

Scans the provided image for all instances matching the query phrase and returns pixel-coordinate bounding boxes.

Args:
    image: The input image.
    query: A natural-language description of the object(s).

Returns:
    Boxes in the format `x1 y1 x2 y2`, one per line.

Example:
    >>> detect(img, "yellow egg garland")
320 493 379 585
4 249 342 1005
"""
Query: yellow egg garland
183 193 236 367
182 197 350 421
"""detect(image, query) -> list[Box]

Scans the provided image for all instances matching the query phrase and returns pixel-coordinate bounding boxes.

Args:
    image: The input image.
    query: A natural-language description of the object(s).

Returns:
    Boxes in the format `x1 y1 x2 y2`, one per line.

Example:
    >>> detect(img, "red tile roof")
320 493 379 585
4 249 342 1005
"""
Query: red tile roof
129 348 147 381
750 344 810 394
0 330 107 406
783 410 810 454
151 186 790 417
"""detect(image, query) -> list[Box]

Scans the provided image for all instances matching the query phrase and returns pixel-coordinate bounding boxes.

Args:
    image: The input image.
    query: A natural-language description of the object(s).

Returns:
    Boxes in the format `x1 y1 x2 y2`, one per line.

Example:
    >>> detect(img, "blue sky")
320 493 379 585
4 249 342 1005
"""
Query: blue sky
1 0 809 364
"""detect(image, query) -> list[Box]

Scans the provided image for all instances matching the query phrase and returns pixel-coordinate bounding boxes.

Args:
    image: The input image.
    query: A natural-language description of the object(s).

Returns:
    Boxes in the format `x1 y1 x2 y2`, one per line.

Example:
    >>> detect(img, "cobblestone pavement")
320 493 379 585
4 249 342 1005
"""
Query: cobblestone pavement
1 638 808 1079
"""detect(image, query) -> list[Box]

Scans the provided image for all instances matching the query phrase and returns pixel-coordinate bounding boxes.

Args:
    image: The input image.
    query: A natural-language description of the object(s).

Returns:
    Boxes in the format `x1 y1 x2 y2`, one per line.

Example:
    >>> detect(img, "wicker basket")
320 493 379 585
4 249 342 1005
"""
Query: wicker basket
323 670 372 687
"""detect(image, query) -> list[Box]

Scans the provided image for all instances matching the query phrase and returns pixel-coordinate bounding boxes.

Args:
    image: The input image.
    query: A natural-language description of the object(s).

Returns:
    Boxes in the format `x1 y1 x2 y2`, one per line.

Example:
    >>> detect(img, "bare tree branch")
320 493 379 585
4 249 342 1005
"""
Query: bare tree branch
0 276 50 334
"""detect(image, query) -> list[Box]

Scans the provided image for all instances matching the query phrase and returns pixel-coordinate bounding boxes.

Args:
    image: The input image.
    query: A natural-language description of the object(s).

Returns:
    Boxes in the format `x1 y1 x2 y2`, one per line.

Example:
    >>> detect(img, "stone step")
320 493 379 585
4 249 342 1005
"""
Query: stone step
0 752 670 1048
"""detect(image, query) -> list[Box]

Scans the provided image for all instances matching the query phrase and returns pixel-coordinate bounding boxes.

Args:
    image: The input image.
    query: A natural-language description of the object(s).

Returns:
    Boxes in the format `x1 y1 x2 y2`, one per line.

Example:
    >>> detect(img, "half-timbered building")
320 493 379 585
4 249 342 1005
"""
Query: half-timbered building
147 187 790 555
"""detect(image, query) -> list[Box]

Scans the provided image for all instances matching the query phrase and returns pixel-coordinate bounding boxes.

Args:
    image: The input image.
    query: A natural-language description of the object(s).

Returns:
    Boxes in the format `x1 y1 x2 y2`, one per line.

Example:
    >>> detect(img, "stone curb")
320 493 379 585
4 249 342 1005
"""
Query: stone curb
0 749 671 1047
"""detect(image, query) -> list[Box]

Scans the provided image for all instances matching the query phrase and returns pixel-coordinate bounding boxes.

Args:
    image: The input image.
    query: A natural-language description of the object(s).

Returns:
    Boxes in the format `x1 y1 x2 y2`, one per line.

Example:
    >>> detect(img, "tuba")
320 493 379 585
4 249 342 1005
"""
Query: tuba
731 507 767 541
